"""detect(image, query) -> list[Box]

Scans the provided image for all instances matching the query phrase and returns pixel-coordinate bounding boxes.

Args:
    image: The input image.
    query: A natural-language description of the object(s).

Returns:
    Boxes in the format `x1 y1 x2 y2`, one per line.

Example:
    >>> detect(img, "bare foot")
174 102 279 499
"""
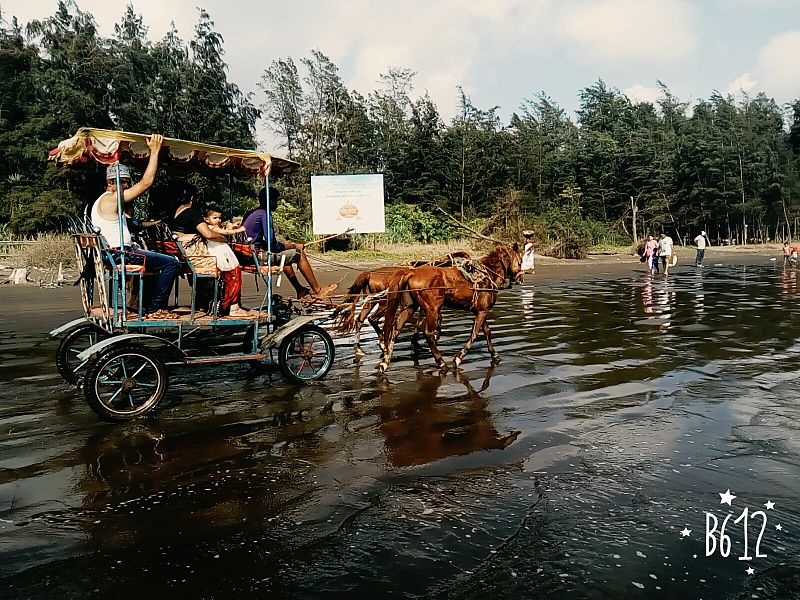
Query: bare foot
314 283 338 298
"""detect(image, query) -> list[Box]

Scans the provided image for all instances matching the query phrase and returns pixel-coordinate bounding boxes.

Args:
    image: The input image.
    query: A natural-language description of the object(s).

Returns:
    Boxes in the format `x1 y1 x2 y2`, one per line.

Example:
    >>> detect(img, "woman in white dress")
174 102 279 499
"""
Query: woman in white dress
521 230 535 273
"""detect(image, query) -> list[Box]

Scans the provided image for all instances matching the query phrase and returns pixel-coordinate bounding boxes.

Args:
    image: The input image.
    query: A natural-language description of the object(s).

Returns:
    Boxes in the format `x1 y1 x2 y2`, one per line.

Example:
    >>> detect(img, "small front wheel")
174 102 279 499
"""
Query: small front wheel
278 324 335 384
84 345 168 421
56 323 107 385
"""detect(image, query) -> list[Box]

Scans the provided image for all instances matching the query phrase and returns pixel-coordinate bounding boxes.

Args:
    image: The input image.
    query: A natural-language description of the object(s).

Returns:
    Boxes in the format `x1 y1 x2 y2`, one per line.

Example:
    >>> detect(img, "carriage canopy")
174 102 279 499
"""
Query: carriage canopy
49 127 299 179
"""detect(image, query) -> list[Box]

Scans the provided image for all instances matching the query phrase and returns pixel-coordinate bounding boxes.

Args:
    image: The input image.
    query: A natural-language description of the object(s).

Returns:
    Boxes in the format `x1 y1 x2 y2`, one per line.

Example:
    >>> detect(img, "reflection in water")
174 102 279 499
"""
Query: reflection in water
373 368 519 467
781 267 797 296
520 284 535 324
639 274 675 332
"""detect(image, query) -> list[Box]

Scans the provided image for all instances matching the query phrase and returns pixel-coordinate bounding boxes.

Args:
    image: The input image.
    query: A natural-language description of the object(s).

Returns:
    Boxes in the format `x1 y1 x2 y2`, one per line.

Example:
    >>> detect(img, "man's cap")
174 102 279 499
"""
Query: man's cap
106 164 131 180
522 229 534 236
701 230 706 235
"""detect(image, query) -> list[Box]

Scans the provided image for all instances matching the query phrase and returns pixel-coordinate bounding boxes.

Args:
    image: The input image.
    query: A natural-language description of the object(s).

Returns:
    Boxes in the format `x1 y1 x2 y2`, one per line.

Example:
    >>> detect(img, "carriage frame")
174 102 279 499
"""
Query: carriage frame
48 128 336 421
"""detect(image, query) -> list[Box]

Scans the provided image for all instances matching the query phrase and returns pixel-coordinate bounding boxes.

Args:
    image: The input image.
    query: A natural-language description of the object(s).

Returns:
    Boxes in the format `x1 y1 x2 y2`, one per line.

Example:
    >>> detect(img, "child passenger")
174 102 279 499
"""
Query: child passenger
203 207 250 317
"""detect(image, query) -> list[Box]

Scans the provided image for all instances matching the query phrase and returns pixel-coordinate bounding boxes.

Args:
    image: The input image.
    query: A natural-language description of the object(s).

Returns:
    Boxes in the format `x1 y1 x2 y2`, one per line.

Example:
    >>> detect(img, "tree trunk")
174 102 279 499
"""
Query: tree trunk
630 195 638 243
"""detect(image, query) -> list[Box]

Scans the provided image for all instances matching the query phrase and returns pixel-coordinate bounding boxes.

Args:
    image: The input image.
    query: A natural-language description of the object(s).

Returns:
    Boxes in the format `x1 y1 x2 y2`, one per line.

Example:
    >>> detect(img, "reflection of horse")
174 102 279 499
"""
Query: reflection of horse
332 251 471 357
373 367 519 467
379 244 522 371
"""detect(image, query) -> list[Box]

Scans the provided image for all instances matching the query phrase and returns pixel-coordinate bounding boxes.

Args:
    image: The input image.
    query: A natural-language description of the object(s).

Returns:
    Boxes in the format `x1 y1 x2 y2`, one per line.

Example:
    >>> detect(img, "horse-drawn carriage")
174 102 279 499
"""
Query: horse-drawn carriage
49 128 335 421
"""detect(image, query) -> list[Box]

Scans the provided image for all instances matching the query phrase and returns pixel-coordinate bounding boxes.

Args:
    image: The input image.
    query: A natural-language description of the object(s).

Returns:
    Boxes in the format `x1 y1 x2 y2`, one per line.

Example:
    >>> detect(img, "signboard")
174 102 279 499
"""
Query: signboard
311 174 385 234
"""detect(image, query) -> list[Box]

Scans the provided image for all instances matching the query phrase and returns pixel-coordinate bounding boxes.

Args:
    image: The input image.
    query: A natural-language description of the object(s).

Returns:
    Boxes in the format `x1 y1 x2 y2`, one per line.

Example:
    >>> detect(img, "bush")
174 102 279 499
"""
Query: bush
15 234 76 270
381 203 456 244
9 189 82 235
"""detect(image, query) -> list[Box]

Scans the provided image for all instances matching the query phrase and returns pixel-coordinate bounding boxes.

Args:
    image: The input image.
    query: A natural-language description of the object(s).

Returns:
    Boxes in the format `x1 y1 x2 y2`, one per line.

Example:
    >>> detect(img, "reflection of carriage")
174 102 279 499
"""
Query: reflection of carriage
49 128 335 421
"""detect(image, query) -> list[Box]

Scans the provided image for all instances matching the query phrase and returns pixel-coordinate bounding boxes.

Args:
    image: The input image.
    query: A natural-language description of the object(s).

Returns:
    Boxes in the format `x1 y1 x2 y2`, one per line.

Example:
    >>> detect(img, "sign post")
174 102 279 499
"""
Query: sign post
311 174 385 235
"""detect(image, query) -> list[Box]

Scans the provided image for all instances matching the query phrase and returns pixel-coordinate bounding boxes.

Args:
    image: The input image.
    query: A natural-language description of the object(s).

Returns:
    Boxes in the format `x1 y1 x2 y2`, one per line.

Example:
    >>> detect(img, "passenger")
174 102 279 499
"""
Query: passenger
124 205 161 249
90 134 180 316
171 183 243 316
202 206 251 317
243 186 337 300
783 242 791 266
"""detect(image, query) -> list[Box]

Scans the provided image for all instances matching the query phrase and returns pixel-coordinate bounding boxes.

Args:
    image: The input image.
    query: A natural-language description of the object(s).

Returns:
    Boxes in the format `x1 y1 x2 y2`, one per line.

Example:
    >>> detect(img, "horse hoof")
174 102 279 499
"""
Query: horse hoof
437 362 448 371
378 362 388 373
453 356 462 369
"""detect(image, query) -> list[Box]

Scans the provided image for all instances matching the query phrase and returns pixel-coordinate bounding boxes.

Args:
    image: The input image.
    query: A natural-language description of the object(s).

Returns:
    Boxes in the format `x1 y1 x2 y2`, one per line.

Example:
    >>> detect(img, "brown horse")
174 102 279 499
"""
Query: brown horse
378 244 522 372
332 251 471 357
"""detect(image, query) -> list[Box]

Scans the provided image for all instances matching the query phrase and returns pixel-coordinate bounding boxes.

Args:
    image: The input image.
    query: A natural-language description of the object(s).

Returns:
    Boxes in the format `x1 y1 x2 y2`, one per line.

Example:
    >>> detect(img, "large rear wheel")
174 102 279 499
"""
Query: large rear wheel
56 323 107 385
84 345 168 421
278 324 334 384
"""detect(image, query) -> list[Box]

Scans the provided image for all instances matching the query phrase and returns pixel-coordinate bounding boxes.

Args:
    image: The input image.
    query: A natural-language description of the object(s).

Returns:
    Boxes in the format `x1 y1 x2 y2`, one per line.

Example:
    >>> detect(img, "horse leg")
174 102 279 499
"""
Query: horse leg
421 304 447 370
369 304 385 351
378 304 414 372
353 301 375 357
482 319 499 361
411 310 424 352
453 311 489 369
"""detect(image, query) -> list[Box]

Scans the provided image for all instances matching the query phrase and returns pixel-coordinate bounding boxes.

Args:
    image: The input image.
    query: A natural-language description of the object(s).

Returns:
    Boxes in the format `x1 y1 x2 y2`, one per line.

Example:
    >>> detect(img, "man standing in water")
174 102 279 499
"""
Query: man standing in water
694 230 709 267
658 232 674 276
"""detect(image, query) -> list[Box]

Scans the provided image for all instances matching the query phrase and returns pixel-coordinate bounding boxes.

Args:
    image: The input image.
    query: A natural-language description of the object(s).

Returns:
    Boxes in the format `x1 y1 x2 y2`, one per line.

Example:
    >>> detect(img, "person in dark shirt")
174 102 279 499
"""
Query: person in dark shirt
171 183 248 315
243 186 337 299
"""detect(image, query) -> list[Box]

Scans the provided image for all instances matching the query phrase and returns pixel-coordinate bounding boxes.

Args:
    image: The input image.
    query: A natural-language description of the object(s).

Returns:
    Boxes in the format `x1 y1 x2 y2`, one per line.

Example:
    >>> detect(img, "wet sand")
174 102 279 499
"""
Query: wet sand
1 251 799 599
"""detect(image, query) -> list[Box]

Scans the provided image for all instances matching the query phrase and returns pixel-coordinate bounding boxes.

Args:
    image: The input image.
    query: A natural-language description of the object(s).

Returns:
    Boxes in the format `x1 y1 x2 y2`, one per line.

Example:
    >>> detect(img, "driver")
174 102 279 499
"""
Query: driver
243 186 337 300
90 134 180 315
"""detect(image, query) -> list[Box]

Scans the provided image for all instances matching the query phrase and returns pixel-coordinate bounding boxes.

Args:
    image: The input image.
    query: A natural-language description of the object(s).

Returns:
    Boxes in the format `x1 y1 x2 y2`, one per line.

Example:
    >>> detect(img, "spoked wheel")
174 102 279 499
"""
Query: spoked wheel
278 324 335 384
56 323 108 385
84 345 168 421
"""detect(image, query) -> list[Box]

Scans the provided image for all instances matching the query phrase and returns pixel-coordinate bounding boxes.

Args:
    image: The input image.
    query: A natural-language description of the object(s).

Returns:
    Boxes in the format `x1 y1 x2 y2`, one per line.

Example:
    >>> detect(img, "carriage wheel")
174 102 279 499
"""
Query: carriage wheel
84 345 168 421
278 324 335 384
56 323 108 385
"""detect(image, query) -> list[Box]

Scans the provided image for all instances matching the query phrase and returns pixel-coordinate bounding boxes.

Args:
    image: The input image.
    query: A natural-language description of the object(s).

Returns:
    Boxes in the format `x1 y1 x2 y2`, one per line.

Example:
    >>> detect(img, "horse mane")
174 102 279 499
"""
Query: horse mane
479 245 510 276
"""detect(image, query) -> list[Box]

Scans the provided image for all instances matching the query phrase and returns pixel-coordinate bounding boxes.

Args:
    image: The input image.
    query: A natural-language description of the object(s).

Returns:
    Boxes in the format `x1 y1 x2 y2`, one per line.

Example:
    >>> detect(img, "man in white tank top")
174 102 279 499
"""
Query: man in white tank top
91 134 179 313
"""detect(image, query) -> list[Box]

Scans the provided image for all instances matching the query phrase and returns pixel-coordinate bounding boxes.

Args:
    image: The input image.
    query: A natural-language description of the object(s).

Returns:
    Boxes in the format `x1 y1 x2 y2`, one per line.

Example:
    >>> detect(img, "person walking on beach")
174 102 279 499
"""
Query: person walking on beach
658 232 674 276
643 235 659 274
783 242 791 266
694 230 709 267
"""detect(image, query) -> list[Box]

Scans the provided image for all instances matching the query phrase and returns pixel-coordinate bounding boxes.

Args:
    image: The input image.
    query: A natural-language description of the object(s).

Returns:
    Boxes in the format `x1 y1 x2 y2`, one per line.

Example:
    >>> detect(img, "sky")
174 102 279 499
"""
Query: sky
2 0 799 151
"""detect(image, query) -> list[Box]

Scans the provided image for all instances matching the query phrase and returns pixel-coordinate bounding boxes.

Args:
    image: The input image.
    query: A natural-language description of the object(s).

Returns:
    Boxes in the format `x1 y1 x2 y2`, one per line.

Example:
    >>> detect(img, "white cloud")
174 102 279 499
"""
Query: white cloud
558 0 698 65
753 29 800 100
624 83 661 105
724 72 757 97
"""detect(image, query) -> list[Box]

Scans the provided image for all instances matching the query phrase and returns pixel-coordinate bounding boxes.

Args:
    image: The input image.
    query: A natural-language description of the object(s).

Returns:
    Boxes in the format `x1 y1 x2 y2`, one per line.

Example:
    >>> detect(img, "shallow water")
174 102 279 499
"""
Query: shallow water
1 262 800 598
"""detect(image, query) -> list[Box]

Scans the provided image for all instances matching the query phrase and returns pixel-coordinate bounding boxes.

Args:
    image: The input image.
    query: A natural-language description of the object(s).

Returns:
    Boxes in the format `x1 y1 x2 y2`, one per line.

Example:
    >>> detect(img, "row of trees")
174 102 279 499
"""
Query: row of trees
3 2 800 245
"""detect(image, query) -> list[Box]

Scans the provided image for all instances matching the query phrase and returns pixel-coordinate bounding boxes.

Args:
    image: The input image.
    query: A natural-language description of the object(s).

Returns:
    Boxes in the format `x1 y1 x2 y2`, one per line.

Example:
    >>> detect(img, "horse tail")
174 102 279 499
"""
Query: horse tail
331 271 373 333
381 271 413 350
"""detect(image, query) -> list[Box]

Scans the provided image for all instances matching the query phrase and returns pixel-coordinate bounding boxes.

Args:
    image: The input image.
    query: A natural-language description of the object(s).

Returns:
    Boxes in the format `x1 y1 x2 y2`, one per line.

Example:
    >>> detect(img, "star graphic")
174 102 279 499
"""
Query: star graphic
719 489 736 506
746 567 755 576
680 527 691 537
776 524 783 531
765 501 775 510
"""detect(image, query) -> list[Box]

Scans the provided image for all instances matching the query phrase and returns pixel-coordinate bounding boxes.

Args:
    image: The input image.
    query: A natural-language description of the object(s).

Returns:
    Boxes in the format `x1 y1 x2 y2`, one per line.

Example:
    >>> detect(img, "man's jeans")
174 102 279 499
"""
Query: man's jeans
695 248 705 266
114 247 180 309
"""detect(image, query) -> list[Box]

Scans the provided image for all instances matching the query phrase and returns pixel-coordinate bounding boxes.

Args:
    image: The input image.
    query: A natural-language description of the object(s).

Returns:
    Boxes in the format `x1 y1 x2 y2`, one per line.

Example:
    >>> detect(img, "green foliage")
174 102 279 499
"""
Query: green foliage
272 199 311 243
8 189 82 234
381 203 456 243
